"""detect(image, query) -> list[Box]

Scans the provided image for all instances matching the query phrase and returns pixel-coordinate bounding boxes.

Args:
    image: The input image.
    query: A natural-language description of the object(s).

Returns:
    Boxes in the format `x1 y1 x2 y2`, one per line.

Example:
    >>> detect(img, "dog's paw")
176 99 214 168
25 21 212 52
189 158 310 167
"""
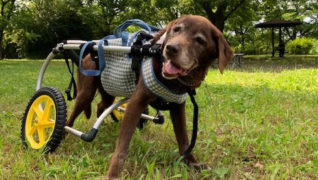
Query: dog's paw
103 176 119 180
183 154 211 172
189 162 211 172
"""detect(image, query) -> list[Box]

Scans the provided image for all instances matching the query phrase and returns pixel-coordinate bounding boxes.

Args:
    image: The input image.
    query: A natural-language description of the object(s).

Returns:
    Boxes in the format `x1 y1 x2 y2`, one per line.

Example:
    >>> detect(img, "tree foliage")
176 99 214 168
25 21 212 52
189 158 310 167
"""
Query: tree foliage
0 0 317 59
286 37 314 55
0 0 16 58
194 0 249 32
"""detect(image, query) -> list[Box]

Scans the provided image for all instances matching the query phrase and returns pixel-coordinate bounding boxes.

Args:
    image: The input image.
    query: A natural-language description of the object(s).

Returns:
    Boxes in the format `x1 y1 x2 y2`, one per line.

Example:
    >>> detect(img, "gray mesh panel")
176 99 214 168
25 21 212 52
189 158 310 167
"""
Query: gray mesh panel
101 34 137 97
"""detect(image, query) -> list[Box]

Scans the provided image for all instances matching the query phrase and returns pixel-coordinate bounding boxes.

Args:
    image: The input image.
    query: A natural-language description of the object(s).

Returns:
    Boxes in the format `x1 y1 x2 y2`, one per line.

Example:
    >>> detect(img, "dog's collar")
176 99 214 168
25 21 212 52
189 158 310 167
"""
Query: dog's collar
177 67 207 88
142 57 188 104
177 77 203 88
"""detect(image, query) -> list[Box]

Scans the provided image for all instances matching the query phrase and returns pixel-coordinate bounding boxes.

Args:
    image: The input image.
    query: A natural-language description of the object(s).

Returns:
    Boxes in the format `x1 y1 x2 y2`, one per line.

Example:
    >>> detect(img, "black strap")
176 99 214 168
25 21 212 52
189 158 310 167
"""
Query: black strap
63 52 77 101
130 31 162 84
182 89 198 157
131 32 152 84
87 42 99 66
131 55 143 84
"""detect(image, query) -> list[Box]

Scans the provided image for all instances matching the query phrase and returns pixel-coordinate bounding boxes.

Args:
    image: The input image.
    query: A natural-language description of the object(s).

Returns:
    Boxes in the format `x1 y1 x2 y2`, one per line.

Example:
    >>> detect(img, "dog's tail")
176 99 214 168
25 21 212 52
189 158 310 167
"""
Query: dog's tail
63 50 79 66
63 49 100 120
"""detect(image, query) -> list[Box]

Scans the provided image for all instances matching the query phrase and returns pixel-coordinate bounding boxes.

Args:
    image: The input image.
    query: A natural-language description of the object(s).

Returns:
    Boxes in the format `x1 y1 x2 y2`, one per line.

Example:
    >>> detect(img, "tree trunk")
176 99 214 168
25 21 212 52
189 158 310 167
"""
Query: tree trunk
241 38 245 52
214 18 225 32
0 0 16 59
200 0 246 32
0 31 3 59
271 28 275 57
203 9 225 32
213 3 227 32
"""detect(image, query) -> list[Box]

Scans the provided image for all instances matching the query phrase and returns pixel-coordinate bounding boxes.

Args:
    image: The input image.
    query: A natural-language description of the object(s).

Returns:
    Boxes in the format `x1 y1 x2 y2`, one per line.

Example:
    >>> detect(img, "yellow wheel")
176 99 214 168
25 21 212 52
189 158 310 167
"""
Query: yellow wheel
110 99 128 122
110 99 149 129
21 87 66 153
25 95 56 149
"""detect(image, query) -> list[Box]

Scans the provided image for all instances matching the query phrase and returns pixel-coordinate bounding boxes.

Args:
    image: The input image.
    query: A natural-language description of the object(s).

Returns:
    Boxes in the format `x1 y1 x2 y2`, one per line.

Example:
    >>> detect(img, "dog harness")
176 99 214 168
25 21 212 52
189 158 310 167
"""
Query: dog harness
141 58 188 104
100 50 187 104
99 31 187 104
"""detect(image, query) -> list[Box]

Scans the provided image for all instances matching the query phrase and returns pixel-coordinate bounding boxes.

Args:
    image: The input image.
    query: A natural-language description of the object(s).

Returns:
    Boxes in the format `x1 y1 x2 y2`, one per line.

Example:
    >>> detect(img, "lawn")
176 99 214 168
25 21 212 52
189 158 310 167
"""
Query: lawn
0 56 318 179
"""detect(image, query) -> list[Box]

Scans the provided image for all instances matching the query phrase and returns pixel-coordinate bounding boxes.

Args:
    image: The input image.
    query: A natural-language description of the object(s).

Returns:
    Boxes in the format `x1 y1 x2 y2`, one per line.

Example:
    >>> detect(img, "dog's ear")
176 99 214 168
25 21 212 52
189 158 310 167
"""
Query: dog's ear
212 28 234 74
217 33 234 74
153 20 177 44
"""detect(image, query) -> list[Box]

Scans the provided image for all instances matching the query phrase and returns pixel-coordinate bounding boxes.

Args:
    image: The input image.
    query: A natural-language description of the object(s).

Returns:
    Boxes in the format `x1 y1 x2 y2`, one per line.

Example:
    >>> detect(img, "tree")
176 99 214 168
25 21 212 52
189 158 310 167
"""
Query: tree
10 0 104 57
86 0 129 35
18 0 90 57
0 0 15 59
2 0 316 58
226 1 259 52
194 0 248 32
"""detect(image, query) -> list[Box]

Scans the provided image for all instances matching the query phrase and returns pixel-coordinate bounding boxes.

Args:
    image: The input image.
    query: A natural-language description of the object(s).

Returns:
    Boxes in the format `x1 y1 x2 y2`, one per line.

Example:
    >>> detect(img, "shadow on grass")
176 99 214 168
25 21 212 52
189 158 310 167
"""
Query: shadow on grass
211 55 318 73
196 83 318 177
1 59 318 178
196 81 318 139
61 81 318 158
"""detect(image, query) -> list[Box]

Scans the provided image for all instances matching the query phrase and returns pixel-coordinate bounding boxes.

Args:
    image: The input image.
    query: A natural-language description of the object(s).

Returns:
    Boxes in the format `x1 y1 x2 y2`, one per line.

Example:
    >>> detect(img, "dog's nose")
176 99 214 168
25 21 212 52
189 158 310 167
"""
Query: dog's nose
166 44 179 56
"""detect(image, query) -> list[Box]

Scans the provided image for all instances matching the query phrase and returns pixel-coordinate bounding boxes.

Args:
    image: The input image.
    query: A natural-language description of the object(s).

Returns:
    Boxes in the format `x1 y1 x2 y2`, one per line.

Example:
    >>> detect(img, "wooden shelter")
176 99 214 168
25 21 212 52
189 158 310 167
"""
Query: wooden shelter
255 19 302 57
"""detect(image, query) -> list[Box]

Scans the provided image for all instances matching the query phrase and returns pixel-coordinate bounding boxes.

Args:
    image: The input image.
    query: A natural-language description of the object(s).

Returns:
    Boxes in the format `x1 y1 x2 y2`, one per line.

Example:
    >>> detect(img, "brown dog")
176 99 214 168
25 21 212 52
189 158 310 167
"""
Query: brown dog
66 15 233 179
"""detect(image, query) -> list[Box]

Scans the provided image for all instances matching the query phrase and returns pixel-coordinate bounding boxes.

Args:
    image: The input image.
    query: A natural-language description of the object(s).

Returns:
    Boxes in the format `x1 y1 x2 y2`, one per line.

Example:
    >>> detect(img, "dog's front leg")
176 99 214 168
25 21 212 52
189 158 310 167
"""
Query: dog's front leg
170 103 210 171
106 83 153 179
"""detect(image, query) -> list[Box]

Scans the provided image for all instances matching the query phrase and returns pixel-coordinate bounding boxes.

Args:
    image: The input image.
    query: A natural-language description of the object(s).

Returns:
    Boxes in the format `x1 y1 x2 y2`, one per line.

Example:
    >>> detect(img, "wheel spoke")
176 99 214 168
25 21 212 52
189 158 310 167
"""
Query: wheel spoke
32 106 43 120
42 100 53 122
29 125 37 136
37 127 46 144
38 122 55 128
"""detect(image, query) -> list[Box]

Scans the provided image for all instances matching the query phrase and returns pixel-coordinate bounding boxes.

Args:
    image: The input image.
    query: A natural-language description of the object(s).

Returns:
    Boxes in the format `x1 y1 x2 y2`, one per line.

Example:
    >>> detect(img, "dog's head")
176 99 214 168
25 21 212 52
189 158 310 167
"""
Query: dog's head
156 15 233 80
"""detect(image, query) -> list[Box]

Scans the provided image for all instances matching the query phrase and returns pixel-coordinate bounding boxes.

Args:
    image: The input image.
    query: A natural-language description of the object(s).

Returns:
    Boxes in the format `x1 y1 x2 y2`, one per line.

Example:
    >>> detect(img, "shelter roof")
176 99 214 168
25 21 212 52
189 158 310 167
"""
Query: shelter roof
255 19 302 28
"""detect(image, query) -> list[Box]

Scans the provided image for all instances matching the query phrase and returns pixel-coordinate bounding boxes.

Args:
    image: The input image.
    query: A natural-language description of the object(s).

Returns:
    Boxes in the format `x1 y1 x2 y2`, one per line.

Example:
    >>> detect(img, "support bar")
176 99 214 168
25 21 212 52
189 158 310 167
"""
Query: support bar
64 126 83 137
36 41 132 91
93 98 129 129
66 40 87 44
62 44 131 53
36 52 56 90
64 98 129 142
117 107 157 121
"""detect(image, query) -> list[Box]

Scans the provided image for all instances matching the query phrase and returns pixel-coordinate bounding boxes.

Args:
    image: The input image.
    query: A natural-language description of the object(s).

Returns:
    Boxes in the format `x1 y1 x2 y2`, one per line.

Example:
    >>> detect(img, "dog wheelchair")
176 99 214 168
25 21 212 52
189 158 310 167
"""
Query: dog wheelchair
21 20 167 153
21 19 199 157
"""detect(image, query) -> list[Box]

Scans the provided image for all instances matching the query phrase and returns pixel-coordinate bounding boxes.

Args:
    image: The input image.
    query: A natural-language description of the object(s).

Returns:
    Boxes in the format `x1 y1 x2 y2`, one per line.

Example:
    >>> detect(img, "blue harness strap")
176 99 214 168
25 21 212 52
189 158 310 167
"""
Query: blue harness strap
114 19 159 46
79 19 159 76
78 41 103 76
78 35 116 76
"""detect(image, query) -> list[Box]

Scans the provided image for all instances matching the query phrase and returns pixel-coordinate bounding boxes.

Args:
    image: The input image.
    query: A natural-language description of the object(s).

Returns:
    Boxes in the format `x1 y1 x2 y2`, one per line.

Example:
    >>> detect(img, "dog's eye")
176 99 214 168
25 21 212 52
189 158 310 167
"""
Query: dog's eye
173 26 181 33
195 37 206 45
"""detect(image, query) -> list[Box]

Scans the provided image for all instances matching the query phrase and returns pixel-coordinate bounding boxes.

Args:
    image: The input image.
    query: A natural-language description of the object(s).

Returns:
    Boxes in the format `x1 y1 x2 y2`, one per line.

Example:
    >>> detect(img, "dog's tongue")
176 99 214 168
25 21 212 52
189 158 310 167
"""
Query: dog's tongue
163 60 182 75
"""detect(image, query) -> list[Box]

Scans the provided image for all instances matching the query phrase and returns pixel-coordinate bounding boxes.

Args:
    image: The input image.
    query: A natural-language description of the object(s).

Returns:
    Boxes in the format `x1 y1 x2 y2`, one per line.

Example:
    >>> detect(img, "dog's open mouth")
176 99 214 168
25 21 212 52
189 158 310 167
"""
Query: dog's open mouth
162 59 188 80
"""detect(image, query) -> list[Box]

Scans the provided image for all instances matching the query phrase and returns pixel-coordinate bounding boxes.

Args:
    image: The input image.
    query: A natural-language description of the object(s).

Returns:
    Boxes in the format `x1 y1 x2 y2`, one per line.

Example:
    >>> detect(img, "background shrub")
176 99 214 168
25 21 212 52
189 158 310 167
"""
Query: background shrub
286 38 314 55
310 39 318 54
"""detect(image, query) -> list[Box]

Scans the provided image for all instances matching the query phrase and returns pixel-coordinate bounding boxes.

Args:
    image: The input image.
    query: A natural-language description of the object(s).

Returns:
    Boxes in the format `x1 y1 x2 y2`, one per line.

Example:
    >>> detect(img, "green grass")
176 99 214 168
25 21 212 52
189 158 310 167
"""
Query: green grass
0 56 318 179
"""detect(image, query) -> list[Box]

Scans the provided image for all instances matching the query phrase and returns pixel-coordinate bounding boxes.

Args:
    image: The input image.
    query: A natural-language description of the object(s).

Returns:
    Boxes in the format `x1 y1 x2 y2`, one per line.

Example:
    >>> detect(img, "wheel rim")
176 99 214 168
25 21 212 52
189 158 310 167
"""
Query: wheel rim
112 100 127 121
25 95 56 149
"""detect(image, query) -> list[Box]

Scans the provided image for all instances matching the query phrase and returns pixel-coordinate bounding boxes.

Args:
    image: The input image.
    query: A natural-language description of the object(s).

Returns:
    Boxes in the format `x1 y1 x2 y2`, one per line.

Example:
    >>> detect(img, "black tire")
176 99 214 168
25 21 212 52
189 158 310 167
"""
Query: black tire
21 87 67 154
110 112 120 123
110 106 149 129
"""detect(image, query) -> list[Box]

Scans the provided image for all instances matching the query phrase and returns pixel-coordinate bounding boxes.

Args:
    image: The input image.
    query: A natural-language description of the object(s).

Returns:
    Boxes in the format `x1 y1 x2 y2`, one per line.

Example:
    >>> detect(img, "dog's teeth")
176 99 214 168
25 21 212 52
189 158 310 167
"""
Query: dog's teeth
162 72 178 80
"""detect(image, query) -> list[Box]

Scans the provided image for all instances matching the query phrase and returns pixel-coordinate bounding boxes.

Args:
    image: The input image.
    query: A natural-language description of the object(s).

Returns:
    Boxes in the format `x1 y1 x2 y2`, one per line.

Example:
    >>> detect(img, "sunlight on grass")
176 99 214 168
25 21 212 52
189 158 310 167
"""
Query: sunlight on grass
0 57 318 179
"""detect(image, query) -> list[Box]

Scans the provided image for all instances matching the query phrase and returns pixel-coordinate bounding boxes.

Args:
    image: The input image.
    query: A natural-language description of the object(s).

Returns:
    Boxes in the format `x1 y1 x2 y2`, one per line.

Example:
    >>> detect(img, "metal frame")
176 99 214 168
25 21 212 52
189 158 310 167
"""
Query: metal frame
36 40 160 142
36 41 131 90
